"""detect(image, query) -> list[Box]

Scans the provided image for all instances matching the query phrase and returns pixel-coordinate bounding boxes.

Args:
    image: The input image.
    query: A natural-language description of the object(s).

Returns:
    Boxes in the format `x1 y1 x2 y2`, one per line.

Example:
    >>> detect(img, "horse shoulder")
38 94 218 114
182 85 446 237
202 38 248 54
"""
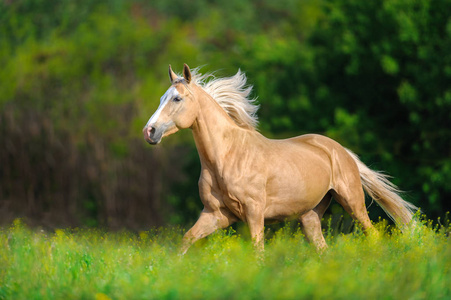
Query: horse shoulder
207 130 268 219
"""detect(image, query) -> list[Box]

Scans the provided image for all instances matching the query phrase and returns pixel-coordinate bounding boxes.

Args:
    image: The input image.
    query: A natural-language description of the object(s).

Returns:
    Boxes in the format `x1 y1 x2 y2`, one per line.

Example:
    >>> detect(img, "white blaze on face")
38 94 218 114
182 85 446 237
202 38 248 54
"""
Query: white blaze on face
145 87 179 127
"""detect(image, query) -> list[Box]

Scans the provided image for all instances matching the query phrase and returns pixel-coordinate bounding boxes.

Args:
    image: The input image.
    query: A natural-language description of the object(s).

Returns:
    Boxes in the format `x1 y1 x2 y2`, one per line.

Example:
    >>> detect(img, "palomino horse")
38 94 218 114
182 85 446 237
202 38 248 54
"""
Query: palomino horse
143 64 418 254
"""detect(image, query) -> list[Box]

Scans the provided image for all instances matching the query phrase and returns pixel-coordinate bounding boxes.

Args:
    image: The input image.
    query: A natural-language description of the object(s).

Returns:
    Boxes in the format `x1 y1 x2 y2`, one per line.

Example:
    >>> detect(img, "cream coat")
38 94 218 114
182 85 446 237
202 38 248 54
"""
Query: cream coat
143 64 418 254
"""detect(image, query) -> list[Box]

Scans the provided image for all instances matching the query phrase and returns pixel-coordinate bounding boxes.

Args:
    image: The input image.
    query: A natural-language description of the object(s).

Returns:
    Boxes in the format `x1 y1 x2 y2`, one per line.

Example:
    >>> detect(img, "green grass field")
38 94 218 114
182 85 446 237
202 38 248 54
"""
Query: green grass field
0 218 450 300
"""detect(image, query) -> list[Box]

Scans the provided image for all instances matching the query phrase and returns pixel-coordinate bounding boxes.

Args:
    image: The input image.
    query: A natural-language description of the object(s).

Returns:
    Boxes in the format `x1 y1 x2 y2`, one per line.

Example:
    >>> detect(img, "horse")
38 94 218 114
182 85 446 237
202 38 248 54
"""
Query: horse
143 64 418 254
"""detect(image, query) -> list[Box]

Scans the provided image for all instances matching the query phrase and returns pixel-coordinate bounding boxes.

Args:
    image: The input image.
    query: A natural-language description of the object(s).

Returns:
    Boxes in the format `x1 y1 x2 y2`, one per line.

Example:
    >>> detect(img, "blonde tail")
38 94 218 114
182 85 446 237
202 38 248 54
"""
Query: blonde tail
346 149 418 226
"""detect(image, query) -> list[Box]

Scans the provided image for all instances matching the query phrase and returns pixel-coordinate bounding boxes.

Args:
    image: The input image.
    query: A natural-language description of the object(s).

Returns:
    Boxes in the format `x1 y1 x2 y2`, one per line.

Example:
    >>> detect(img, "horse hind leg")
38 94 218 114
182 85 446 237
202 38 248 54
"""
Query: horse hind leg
299 193 332 251
331 182 374 233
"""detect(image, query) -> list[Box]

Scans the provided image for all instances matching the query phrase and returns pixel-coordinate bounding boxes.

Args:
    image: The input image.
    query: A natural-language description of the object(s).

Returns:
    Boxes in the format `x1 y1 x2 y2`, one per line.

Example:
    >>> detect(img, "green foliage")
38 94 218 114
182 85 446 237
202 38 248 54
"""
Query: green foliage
0 1 196 228
309 0 451 216
0 219 450 299
234 0 451 218
0 0 450 228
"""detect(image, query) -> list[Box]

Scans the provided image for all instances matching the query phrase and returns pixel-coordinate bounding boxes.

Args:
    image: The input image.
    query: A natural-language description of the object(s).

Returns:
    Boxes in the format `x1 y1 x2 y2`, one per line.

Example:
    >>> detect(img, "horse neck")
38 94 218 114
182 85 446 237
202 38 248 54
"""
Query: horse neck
191 87 246 171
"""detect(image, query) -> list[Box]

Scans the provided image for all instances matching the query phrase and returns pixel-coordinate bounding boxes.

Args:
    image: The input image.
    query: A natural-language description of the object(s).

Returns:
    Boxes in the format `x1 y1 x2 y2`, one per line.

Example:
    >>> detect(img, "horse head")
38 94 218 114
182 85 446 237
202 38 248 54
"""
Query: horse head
143 64 198 144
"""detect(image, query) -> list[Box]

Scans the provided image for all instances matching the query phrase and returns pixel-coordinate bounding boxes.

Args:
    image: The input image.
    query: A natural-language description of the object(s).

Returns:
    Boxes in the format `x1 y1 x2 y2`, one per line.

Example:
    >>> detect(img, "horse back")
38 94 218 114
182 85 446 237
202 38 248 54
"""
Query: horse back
286 133 361 187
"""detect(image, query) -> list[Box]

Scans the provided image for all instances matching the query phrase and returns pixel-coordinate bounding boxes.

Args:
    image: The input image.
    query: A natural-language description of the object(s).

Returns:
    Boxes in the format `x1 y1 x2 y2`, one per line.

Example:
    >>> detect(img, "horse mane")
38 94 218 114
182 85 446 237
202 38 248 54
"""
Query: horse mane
189 68 260 130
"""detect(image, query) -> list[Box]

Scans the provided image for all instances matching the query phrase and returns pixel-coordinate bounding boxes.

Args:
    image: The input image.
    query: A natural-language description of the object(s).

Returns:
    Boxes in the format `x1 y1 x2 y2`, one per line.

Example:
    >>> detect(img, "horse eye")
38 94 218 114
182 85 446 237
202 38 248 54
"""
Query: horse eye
173 96 182 102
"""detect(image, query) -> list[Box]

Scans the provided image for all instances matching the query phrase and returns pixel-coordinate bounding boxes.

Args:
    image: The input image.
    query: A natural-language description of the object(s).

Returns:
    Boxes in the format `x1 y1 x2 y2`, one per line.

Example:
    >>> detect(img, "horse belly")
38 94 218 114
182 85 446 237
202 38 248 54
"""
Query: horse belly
264 156 331 220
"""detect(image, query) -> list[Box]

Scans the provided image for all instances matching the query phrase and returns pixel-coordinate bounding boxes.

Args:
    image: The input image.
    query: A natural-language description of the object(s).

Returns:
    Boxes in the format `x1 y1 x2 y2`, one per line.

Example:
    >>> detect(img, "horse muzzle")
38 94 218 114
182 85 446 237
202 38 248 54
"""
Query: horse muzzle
143 125 162 145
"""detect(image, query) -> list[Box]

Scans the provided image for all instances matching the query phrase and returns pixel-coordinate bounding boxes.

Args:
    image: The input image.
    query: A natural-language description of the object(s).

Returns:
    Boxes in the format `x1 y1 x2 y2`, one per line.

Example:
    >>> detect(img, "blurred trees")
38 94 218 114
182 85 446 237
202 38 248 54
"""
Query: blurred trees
237 0 451 218
0 0 194 229
0 0 450 229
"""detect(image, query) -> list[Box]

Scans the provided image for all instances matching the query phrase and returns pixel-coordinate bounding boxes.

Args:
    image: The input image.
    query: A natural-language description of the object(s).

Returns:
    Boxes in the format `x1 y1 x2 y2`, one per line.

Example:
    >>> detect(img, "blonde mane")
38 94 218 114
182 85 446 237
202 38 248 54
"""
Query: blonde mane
189 68 259 130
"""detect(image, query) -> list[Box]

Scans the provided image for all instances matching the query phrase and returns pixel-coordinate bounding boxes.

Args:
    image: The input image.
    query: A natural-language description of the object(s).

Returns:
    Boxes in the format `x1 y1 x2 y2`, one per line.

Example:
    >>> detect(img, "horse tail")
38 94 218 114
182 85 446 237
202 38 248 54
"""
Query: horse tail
345 149 418 226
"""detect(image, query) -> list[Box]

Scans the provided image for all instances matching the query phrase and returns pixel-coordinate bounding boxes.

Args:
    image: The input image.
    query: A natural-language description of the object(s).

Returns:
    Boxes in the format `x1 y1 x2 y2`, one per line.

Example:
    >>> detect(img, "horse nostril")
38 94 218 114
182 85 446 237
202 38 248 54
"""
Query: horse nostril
144 125 156 138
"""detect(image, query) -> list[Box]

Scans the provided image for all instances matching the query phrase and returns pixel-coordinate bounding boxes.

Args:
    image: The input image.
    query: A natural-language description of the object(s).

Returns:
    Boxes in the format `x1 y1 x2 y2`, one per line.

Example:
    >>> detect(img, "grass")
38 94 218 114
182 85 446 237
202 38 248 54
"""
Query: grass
0 218 450 300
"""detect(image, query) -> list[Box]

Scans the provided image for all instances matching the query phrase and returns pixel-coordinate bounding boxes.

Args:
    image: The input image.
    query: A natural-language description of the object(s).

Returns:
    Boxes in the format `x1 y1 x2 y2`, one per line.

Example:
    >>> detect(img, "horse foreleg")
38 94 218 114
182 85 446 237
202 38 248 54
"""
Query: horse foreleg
180 208 235 255
299 193 332 252
245 202 265 253
299 210 327 252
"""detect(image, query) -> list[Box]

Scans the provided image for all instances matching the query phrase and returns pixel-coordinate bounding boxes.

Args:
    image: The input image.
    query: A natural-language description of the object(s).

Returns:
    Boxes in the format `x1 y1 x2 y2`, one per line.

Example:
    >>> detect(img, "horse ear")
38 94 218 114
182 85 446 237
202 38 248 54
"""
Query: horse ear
168 65 177 83
183 63 192 84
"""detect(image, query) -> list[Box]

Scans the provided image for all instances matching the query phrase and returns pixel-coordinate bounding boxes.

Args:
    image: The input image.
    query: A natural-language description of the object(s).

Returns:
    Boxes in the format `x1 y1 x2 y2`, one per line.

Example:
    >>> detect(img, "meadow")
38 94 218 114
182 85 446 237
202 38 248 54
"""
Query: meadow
0 218 450 300
1 2 450 299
